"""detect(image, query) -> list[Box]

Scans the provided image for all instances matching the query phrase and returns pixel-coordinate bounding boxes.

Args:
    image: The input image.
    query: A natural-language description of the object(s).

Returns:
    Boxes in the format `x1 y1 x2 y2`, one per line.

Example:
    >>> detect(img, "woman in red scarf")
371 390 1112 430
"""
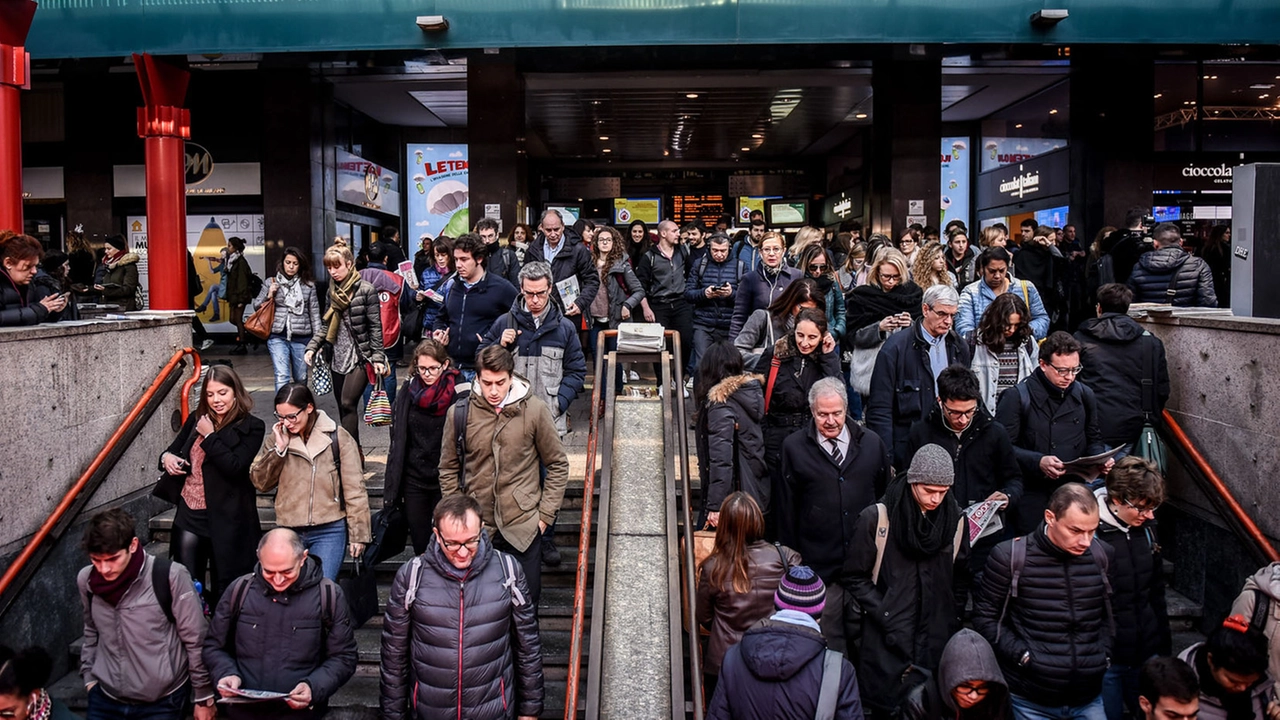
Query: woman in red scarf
384 339 465 553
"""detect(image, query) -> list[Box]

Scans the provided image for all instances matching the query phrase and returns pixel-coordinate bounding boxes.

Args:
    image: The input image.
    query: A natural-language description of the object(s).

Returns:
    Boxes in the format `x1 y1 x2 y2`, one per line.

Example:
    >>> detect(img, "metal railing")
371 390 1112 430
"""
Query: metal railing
0 347 202 617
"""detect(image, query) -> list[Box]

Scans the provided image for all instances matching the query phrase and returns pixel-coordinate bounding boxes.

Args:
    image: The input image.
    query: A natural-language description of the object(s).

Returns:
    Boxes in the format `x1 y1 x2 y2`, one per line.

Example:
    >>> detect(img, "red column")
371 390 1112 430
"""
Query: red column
0 1 37 234
134 54 191 310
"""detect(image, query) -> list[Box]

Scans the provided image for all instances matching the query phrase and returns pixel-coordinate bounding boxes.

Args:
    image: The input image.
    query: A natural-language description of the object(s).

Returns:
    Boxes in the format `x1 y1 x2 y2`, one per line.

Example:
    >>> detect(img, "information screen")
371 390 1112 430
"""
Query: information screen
766 199 809 227
613 198 662 225
672 194 725 227
737 196 780 224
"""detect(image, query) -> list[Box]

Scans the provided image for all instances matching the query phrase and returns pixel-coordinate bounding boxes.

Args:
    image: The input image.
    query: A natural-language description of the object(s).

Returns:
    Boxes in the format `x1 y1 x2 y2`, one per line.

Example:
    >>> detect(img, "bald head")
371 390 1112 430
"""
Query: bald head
658 220 680 247
258 528 308 591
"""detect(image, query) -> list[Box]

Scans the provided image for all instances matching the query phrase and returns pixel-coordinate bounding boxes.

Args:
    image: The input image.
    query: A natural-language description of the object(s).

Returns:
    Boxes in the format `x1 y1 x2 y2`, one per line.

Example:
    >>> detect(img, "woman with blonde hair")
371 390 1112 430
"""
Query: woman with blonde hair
844 248 923 400
912 242 957 290
786 225 825 268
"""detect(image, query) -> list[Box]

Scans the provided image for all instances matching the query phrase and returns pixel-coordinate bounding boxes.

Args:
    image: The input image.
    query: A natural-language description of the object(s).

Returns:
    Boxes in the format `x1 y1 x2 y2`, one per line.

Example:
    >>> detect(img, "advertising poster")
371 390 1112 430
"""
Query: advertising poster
613 198 661 225
127 215 265 329
737 196 776 223
336 149 401 217
979 137 1067 172
941 137 971 230
406 144 469 243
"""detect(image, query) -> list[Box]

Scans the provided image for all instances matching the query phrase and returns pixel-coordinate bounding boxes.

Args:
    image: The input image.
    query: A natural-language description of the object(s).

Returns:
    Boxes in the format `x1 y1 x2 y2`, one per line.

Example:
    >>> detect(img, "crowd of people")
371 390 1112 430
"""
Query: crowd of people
0 207 1255 720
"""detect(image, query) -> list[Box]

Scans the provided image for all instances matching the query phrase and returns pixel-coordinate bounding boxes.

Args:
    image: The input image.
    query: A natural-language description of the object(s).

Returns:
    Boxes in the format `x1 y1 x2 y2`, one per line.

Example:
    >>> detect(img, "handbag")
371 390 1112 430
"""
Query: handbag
680 525 718 634
152 473 183 504
243 300 275 340
309 344 333 396
337 561 381 629
1134 331 1168 473
364 386 392 426
362 503 409 570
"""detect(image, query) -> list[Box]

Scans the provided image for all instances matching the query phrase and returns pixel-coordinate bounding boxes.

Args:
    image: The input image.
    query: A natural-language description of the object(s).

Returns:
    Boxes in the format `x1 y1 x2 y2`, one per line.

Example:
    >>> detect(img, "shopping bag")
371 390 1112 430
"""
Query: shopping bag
679 526 718 634
364 386 393 426
309 344 333 396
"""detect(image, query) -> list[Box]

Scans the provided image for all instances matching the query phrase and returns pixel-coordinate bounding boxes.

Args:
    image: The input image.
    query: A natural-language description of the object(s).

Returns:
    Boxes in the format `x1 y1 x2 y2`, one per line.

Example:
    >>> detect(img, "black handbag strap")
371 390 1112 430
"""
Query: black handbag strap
1139 331 1157 419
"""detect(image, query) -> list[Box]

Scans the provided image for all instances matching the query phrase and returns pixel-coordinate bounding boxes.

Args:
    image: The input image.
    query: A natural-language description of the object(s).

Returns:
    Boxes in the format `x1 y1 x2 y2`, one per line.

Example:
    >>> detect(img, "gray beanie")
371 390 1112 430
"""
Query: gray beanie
907 444 954 486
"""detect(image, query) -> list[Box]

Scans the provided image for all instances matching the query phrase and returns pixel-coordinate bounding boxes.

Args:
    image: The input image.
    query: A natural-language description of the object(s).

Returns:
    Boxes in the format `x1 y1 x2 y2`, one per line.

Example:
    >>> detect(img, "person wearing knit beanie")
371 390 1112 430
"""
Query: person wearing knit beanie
104 235 129 254
907 443 956 486
774 565 827 618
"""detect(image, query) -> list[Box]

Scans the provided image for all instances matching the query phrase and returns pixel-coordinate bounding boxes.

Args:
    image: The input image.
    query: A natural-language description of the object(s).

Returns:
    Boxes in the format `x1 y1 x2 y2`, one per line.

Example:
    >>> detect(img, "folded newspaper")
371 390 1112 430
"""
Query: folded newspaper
1061 445 1130 481
963 499 1007 545
555 275 580 310
216 685 292 704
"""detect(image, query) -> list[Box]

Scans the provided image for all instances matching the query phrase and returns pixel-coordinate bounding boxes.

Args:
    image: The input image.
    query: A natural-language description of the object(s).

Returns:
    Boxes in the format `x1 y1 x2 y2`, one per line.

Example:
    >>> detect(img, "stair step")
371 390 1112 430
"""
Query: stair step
1166 587 1204 619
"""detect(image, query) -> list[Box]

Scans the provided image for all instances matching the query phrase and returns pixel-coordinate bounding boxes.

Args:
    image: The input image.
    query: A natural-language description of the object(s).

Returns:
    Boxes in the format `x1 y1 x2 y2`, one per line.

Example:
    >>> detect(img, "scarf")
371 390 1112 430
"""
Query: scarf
28 689 51 720
846 281 924 335
87 548 145 607
408 368 460 416
1194 645 1259 720
884 476 962 560
276 272 305 316
323 270 361 343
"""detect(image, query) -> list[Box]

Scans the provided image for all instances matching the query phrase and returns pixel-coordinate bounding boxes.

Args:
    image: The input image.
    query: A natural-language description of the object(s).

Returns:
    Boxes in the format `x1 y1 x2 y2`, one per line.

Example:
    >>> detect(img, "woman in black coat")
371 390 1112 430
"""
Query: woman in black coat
694 341 768 524
157 365 264 602
384 339 463 554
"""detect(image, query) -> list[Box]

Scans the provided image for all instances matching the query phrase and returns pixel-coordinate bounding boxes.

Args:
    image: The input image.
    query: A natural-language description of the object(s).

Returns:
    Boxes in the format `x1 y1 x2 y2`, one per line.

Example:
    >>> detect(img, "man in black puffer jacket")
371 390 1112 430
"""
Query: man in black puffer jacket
685 233 746 371
1127 223 1216 308
972 483 1114 720
380 496 543 720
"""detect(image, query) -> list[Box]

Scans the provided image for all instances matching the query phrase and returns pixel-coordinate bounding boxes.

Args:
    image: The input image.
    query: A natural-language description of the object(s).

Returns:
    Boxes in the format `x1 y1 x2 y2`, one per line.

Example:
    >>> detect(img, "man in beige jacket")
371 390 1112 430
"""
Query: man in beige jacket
440 344 569 606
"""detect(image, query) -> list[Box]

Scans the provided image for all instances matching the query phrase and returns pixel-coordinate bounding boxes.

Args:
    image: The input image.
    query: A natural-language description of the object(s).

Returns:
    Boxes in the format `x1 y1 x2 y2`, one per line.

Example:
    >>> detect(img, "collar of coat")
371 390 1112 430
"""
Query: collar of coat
468 374 532 416
803 417 867 458
284 410 341 460
707 373 764 405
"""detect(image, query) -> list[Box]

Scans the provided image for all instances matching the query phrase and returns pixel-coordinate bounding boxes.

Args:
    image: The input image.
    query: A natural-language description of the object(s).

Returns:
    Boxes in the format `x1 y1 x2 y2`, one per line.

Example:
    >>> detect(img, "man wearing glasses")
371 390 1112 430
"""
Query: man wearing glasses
956 247 1051 341
995 331 1110 535
380 495 543 720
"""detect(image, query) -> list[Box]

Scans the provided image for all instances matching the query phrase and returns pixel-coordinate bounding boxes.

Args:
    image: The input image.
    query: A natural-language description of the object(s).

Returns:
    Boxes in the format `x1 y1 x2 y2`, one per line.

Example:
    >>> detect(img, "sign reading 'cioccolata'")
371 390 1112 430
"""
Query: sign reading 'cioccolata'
998 169 1040 199
977 147 1069 211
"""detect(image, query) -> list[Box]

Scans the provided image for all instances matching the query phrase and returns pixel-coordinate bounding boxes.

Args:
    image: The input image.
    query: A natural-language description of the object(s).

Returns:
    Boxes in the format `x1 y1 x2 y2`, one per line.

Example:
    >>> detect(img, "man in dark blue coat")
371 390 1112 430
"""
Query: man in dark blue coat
431 233 518 377
685 233 746 372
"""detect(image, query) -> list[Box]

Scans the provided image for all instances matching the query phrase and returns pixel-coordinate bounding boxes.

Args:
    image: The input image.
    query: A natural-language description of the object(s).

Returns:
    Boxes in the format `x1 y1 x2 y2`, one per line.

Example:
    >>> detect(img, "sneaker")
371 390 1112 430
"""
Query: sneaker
629 370 640 382
541 536 562 567
199 339 215 351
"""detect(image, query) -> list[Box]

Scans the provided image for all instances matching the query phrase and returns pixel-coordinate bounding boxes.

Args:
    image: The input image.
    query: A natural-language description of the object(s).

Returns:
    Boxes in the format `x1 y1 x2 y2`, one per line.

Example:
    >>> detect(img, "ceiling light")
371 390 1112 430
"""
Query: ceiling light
751 133 763 139
1250 84 1275 90
1154 93 1163 98
1015 123 1023 128
663 150 670 157
602 148 612 153
1049 109 1058 114
598 135 609 140
855 113 868 119
1261 94 1270 99
686 93 699 99
591 100 602 106
741 147 751 152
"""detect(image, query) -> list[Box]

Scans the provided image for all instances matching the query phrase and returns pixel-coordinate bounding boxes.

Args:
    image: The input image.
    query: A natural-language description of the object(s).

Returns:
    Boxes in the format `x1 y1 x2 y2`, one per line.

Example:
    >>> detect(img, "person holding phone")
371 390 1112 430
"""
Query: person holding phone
843 248 923 410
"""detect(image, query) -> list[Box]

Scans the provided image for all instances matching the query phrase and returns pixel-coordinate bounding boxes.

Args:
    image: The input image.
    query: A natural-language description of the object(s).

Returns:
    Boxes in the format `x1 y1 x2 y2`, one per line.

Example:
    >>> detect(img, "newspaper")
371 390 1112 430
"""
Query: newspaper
555 275 580 310
1061 445 1130 481
216 685 291 704
397 260 420 290
963 499 1007 545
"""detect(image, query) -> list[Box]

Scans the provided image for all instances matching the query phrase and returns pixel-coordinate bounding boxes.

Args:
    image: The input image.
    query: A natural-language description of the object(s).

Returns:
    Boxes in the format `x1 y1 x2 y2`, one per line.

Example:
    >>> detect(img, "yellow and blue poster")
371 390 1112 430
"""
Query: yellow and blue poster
407 144 469 244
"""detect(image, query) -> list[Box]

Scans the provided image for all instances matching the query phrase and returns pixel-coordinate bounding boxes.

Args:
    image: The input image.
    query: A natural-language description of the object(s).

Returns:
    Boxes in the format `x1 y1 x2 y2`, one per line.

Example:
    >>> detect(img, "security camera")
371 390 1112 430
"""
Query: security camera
416 15 449 32
1029 9 1068 27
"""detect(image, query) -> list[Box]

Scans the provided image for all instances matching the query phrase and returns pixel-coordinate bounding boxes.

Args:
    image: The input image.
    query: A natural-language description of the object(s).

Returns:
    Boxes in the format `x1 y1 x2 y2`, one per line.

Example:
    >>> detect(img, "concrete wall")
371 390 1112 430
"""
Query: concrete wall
0 315 193 670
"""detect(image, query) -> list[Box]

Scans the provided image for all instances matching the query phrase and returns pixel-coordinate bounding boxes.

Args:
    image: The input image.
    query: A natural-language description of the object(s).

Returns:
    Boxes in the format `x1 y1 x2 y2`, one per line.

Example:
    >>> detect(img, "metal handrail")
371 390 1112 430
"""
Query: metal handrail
1161 409 1280 563
669 332 705 720
0 347 202 611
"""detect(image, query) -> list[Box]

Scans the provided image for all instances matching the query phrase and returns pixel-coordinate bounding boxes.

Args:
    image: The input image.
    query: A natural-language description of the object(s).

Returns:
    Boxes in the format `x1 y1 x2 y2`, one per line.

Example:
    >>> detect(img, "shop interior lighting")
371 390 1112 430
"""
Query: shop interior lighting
1049 108 1058 114
599 135 609 140
741 147 751 151
1154 93 1163 98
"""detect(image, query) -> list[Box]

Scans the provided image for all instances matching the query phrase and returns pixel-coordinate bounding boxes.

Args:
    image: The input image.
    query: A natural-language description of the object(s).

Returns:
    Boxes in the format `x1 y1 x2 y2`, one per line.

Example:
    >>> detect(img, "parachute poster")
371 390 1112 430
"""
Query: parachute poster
406 144 469 245
940 137 971 230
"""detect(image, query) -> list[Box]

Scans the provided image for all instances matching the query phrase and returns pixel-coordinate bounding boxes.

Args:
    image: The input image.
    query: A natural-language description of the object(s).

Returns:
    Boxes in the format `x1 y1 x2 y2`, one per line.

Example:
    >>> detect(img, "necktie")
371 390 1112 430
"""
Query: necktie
828 438 843 465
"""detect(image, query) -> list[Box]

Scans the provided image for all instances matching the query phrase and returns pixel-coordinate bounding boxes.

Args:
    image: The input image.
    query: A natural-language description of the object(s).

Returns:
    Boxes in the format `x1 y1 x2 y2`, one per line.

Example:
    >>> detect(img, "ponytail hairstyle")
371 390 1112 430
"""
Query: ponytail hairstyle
0 645 53 698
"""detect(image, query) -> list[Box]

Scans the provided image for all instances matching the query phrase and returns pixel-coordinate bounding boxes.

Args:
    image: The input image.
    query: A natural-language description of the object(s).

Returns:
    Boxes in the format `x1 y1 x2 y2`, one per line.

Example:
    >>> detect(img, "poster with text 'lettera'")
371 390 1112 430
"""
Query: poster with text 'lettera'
406 144 469 245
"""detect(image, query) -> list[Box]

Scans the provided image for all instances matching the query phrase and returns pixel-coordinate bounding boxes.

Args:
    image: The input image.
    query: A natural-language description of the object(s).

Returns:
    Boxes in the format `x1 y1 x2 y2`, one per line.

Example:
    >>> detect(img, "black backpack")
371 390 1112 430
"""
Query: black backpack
85 556 194 625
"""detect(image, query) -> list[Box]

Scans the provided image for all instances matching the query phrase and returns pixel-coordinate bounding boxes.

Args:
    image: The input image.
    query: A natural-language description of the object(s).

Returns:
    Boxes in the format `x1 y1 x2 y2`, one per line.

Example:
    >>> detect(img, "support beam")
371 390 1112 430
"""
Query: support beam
0 0 37 233
135 53 191 310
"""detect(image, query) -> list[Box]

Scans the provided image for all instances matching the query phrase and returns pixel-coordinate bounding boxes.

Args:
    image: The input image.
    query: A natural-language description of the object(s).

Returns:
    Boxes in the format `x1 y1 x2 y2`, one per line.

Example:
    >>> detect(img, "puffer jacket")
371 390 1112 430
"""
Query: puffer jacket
1180 643 1276 720
0 268 49 326
1074 313 1170 448
248 410 371 544
971 338 1038 417
1128 247 1217 308
479 298 587 434
431 271 519 370
1230 563 1280 682
701 373 769 513
708 618 863 720
686 254 746 331
306 277 388 368
697 542 802 675
730 265 801 337
901 629 1012 720
439 377 570 553
971 527 1114 708
203 555 358 714
99 253 141 310
1094 488 1170 666
78 553 213 703
251 276 322 340
380 533 543 720
596 259 645 327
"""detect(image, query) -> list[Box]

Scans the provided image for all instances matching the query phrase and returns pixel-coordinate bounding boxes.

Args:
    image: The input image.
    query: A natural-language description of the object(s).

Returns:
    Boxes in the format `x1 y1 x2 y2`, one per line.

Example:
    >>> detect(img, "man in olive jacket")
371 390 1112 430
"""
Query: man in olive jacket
440 344 570 607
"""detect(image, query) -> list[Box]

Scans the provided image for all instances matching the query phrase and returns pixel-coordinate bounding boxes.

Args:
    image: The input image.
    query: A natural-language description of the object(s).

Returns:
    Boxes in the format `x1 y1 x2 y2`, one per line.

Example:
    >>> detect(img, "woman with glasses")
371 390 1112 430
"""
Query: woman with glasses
898 231 921 272
249 382 370 581
730 232 800 342
970 293 1037 416
844 248 922 407
157 365 264 603
901 629 1011 720
799 244 847 344
384 339 465 554
588 225 646 356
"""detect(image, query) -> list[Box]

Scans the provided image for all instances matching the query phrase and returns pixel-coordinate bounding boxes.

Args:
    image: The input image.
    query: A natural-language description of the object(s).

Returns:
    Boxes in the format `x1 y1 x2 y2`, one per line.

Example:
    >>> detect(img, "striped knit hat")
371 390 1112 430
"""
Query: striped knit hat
774 565 826 617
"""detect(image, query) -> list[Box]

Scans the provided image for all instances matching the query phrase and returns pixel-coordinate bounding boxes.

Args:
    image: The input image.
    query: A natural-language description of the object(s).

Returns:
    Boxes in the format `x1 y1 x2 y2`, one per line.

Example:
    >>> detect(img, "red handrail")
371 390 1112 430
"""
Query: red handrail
1162 409 1280 563
0 347 202 599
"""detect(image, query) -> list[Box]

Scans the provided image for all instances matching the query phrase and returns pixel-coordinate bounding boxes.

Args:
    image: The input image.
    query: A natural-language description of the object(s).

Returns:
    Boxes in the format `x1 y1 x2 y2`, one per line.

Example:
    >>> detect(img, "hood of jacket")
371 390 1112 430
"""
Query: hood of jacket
287 409 341 460
708 373 765 405
1136 246 1190 273
939 629 1009 713
470 374 532 415
254 553 324 597
1076 313 1146 343
737 619 826 682
771 333 823 362
511 294 567 330
1243 562 1280 602
1094 488 1133 535
106 252 141 268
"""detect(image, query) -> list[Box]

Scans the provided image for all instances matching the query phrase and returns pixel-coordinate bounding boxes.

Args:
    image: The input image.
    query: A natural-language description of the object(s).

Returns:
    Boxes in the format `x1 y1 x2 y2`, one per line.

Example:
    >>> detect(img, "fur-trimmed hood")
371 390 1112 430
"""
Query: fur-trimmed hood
105 252 141 268
708 373 765 405
771 334 799 360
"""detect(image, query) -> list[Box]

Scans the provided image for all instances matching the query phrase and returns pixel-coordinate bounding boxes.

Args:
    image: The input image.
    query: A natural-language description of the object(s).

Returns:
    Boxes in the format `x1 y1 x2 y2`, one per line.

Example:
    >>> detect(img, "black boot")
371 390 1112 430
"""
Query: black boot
541 533 562 567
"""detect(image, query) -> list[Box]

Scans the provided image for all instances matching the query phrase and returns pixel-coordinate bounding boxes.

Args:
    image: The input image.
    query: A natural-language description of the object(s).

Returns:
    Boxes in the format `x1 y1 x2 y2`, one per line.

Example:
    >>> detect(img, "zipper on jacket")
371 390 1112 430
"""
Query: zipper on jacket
456 567 471 720
308 460 316 526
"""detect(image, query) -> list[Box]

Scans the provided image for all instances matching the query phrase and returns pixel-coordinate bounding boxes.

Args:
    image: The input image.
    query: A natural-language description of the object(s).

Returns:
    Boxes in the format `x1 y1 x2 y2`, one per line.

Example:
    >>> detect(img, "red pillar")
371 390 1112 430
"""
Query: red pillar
0 1 36 234
134 54 191 310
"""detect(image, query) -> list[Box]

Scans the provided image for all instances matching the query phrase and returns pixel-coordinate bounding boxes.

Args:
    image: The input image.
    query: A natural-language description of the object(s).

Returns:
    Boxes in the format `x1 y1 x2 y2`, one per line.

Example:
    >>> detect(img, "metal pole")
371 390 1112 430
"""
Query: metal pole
0 1 37 233
135 54 191 310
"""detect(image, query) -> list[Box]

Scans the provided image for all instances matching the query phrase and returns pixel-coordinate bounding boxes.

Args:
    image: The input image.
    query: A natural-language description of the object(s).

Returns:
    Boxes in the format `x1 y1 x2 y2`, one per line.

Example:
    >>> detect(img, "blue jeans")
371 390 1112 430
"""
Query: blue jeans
292 518 347 581
1011 693 1107 720
87 683 186 720
267 336 309 390
1101 664 1142 720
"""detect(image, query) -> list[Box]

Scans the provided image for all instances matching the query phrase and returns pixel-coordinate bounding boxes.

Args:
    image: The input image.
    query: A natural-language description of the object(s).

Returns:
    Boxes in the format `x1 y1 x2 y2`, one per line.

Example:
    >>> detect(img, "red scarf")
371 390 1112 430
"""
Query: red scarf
409 368 460 416
87 548 145 607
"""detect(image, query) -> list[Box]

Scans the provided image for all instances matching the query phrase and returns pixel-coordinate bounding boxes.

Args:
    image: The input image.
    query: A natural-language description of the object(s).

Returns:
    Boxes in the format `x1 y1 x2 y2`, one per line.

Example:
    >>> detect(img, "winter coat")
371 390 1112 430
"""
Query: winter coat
480 298 587 434
486 243 522 289
823 281 848 342
995 371 1105 534
596 259 645 327
251 278 322 340
1180 643 1276 720
249 410 371 544
304 276 389 368
380 533 543 720
843 490 969 712
947 248 980 289
971 338 1038 418
0 269 50 326
78 553 213 703
161 412 265 590
971 528 1114 709
439 377 569 553
701 373 769 513
1231 563 1280 683
867 319 972 468
730 266 801 337
779 420 893 584
758 335 843 424
901 629 1012 720
224 254 254 306
203 555 358 716
905 405 1024 519
708 618 863 720
430 271 519 370
1074 313 1170 449
697 541 802 675
686 254 746 331
733 309 789 369
418 264 453 332
99 252 142 310
1094 488 1170 666
524 234 601 316
956 279 1049 341
384 377 456 505
1128 247 1217 308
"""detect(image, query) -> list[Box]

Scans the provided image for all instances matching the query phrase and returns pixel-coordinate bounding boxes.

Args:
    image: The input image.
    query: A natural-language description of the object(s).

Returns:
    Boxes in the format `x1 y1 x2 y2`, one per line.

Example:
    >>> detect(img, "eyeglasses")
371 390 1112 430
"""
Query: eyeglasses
879 272 901 281
1120 497 1159 517
522 289 551 299
416 363 445 377
954 683 990 698
927 307 958 320
273 409 305 422
1048 364 1084 376
941 403 978 420
807 264 828 272
439 535 481 552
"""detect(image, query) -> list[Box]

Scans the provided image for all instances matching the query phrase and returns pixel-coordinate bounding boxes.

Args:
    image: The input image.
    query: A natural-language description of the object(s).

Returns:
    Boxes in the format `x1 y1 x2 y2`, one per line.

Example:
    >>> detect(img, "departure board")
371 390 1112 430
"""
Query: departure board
671 194 726 227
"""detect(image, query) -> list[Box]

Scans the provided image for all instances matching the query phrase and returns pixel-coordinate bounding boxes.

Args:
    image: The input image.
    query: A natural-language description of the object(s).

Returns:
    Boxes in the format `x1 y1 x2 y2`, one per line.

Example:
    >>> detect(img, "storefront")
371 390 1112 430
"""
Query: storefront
976 147 1071 235
336 148 403 256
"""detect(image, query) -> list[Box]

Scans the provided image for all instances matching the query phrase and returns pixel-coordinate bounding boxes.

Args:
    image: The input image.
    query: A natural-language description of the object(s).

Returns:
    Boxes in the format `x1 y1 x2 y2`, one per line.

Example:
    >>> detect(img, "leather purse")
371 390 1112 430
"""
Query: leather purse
243 300 275 340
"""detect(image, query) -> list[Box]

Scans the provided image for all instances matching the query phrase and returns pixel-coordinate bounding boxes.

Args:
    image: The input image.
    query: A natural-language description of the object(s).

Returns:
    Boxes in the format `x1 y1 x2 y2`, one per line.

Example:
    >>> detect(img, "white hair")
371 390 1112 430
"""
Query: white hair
922 284 960 309
808 376 848 412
